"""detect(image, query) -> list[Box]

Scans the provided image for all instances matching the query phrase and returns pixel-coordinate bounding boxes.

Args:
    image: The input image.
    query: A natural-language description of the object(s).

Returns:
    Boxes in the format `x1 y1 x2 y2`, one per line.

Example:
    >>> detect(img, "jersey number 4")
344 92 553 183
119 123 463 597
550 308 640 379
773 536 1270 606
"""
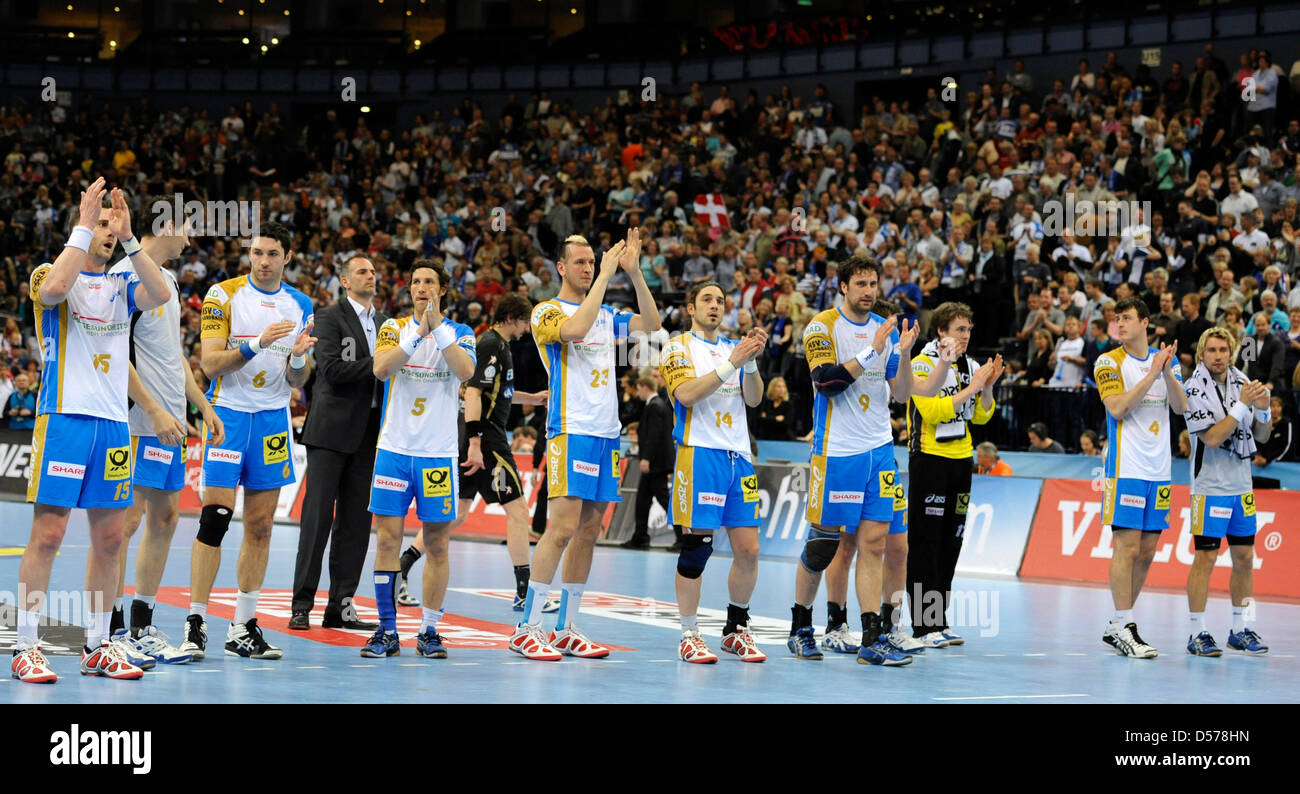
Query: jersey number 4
714 411 733 428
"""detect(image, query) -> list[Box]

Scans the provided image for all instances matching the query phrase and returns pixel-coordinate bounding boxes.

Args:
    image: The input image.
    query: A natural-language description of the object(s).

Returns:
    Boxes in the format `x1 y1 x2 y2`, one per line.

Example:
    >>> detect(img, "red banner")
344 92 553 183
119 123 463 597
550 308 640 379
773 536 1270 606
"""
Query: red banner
1019 479 1299 600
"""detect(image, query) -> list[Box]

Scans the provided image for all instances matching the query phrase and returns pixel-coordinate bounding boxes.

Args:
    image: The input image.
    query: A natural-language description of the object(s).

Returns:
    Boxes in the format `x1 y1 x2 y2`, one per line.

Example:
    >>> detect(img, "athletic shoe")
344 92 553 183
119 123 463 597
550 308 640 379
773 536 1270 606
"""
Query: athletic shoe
1102 630 1117 649
125 626 192 664
549 625 610 659
857 635 914 666
109 629 157 670
11 641 58 684
81 640 144 679
720 627 766 662
939 629 965 646
679 631 718 664
224 619 284 660
886 628 926 655
508 623 561 661
1108 622 1158 658
1226 628 1268 655
511 594 561 613
1187 631 1223 657
360 629 401 658
787 626 823 660
416 630 448 658
820 623 861 654
917 631 951 649
396 571 420 607
179 615 207 661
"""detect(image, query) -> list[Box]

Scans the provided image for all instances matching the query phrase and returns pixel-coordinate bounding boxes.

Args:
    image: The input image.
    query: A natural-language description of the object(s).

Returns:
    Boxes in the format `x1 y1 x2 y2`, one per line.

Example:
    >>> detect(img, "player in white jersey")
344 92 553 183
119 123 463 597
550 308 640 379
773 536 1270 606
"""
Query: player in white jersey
657 282 767 663
361 259 476 659
109 228 226 666
511 230 660 661
786 256 944 668
181 221 317 662
12 179 173 684
1182 328 1272 656
1093 297 1187 658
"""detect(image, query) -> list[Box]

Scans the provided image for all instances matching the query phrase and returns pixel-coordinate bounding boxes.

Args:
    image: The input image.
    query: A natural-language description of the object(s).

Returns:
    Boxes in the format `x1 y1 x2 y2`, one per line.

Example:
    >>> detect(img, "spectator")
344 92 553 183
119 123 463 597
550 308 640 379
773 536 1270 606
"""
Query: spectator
1241 311 1287 390
6 372 36 430
1047 316 1088 388
623 377 677 550
976 442 1014 476
510 425 538 454
1026 422 1066 454
1079 429 1102 456
1254 396 1293 466
1026 328 1056 386
754 377 795 440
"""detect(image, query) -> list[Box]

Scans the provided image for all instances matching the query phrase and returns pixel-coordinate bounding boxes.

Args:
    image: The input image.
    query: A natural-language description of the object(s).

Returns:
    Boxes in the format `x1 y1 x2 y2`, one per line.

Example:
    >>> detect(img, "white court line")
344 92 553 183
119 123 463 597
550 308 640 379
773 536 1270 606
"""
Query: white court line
502 661 530 665
647 659 676 663
244 667 275 671
983 653 1006 657
944 653 965 657
600 660 627 664
349 664 375 668
296 665 326 670
399 663 424 667
191 669 221 673
1024 653 1047 657
1064 653 1087 657
452 662 480 666
933 693 1089 701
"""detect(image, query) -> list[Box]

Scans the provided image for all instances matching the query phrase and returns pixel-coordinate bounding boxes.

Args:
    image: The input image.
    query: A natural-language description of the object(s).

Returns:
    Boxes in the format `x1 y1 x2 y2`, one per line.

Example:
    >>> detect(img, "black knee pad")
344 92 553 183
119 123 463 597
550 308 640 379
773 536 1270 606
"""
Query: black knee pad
1227 534 1255 547
800 527 839 573
196 505 233 547
1192 534 1221 552
676 533 713 580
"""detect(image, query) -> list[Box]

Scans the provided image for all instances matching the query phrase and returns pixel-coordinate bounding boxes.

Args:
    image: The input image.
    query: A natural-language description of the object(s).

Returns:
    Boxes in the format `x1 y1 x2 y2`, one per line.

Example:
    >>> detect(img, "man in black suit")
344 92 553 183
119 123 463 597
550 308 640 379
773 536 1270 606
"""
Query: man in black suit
289 257 386 630
622 376 678 550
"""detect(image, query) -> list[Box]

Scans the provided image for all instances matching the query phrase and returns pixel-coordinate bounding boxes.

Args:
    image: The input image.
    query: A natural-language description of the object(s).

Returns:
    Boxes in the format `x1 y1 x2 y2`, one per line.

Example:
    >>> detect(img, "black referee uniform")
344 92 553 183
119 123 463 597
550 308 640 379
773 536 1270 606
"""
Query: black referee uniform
459 328 526 508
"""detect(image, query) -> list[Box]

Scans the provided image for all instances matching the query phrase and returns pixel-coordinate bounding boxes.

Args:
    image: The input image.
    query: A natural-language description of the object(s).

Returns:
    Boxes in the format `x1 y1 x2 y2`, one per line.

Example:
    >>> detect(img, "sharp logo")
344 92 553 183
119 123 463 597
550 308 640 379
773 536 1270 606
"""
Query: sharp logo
207 448 242 464
142 446 174 465
49 724 152 775
697 492 726 506
373 476 408 492
571 460 599 476
1119 494 1146 508
827 490 864 504
46 461 86 479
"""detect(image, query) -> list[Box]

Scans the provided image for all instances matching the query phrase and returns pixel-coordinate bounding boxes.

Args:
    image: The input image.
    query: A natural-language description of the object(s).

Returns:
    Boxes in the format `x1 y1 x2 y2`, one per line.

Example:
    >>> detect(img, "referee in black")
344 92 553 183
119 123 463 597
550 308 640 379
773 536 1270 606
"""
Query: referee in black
289 257 385 631
905 302 1002 647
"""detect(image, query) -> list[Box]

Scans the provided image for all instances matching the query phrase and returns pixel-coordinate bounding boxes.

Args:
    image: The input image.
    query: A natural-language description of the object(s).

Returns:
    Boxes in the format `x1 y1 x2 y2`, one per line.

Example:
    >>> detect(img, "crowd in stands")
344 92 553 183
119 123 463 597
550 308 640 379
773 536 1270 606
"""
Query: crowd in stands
1 41 1299 461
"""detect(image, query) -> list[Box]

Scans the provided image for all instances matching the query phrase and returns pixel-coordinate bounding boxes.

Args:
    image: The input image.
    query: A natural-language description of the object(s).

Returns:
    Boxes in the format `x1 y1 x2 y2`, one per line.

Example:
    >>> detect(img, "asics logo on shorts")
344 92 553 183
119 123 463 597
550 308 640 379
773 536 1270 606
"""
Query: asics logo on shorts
207 448 242 464
572 460 600 476
142 446 174 464
374 475 408 492
46 461 86 479
1119 494 1146 508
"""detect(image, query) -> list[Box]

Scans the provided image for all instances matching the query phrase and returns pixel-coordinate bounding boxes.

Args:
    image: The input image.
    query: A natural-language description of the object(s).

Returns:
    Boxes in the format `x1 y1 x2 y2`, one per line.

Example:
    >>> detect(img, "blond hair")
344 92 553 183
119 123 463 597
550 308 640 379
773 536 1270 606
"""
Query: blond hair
559 234 591 262
1196 325 1240 362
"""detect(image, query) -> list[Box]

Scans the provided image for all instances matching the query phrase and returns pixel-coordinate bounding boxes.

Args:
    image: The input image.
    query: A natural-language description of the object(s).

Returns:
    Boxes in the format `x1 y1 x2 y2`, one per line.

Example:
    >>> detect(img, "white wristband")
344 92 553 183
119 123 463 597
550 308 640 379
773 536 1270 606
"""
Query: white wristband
399 334 423 357
66 225 93 253
431 322 458 350
247 336 265 356
289 354 307 370
1256 408 1272 424
714 360 737 383
121 235 142 257
855 347 879 370
1228 401 1253 425
743 359 758 374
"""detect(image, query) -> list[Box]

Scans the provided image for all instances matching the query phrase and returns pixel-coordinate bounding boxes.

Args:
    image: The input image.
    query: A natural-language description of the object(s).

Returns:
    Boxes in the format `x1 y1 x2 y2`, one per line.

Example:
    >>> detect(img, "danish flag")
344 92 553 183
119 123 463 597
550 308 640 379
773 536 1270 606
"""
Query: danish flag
693 194 730 228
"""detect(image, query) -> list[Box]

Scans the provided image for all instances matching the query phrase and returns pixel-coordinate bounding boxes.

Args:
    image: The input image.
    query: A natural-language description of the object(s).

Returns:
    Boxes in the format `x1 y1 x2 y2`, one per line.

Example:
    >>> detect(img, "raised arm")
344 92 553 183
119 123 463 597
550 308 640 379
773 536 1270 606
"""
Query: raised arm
38 177 106 306
662 331 766 408
561 241 624 342
620 229 662 335
106 187 171 311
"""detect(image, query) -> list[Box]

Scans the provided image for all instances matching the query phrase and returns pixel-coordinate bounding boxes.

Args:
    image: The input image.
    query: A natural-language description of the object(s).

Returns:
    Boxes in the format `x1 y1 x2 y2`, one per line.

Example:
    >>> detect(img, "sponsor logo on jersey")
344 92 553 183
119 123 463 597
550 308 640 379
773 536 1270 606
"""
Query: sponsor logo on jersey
47 461 86 479
827 490 864 504
956 492 970 515
741 475 759 503
262 432 289 465
207 448 243 464
1119 494 1146 508
925 506 945 516
142 446 174 465
572 460 600 477
925 494 946 504
1242 493 1256 516
697 492 726 506
1155 485 1171 511
373 475 408 492
1208 506 1233 519
104 446 131 481
422 467 452 497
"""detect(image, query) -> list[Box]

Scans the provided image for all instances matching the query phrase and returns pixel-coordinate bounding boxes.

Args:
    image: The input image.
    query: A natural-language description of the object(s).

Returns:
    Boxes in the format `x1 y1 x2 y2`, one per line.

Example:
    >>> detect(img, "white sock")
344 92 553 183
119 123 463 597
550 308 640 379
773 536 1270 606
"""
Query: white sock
113 597 123 612
1111 609 1132 626
524 580 550 625
137 594 156 610
1232 605 1247 633
85 610 110 649
1189 612 1206 635
234 590 259 625
680 614 698 632
189 602 207 619
558 582 585 630
422 608 443 634
17 609 41 644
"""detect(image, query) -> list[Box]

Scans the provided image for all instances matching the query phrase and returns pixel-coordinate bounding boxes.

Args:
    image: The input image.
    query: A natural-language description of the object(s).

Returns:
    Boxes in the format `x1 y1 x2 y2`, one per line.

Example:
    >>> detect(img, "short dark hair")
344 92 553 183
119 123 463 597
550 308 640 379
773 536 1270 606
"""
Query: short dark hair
836 256 880 288
494 293 532 324
1114 296 1149 320
870 299 901 317
410 257 450 310
254 220 293 254
931 301 974 333
687 280 725 308
1090 318 1107 331
343 256 371 279
1028 422 1049 439
635 376 657 391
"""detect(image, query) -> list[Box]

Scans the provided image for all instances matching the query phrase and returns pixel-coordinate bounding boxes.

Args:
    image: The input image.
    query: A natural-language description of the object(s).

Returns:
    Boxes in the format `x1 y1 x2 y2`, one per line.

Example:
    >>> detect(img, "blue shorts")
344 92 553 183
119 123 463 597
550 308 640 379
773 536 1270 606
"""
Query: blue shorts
1102 477 1171 532
1191 493 1257 539
131 435 186 492
368 449 458 523
201 406 295 491
806 444 896 529
671 446 761 531
545 433 622 503
890 485 907 535
28 414 133 509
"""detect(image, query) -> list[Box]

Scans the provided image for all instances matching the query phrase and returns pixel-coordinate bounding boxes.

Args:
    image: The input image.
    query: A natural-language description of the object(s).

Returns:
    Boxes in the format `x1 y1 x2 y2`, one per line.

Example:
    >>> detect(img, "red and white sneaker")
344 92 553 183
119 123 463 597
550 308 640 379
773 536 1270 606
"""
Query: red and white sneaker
508 623 562 661
549 625 611 659
679 631 718 664
11 641 58 684
80 640 144 680
720 627 767 662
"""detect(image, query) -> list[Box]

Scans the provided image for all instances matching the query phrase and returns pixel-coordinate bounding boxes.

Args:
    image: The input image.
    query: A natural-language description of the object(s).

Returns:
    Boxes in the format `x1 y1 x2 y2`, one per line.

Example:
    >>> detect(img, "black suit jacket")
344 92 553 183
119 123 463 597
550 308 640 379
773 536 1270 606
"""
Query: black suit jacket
639 395 676 474
302 299 388 454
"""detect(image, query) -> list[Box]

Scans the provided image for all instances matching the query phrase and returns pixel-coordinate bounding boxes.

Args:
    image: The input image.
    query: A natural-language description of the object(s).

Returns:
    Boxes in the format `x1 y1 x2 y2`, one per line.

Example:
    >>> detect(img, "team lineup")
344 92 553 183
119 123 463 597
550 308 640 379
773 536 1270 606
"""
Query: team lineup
9 179 1273 683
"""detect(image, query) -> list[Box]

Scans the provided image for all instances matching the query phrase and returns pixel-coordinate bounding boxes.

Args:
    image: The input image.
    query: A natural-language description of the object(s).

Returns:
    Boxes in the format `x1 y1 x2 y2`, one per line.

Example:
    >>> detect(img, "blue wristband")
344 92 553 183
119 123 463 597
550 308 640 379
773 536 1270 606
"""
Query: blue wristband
239 341 257 360
121 235 142 257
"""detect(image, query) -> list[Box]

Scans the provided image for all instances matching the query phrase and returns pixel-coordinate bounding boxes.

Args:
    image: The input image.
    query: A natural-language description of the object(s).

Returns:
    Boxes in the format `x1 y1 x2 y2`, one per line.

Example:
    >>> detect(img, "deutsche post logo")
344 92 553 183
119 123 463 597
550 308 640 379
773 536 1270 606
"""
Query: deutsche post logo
956 492 970 515
1156 485 1171 511
423 467 452 497
879 470 895 493
104 446 131 481
893 485 907 511
741 475 759 503
263 432 289 465
1242 493 1256 517
611 449 620 477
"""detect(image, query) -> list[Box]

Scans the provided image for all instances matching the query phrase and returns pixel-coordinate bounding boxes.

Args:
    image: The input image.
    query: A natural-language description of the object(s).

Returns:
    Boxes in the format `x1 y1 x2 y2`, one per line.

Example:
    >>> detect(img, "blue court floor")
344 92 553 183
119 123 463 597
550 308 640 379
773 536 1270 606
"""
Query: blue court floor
1 502 1296 704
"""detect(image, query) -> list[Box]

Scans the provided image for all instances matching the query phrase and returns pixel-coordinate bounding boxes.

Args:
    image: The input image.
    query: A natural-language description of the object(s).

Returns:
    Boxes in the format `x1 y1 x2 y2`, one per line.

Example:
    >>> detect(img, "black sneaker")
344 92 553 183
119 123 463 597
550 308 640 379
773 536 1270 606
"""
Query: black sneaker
178 615 207 661
225 618 283 660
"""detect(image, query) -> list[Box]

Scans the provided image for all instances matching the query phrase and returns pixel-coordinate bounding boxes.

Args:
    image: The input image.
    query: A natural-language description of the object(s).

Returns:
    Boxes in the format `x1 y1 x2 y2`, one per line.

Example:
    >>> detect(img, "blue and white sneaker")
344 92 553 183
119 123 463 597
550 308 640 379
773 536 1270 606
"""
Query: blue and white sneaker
396 571 420 607
886 628 926 655
360 629 400 658
939 629 965 646
126 626 192 664
857 635 914 666
511 594 561 613
1187 631 1222 657
917 631 951 649
820 624 860 654
109 629 157 670
416 629 448 658
787 626 823 660
1226 628 1268 655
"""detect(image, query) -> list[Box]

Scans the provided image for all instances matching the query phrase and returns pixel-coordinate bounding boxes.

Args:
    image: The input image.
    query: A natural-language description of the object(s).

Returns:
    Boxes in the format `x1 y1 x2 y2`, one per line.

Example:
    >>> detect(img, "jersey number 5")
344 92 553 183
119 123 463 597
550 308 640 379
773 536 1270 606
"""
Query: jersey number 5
412 397 426 416
92 353 111 373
